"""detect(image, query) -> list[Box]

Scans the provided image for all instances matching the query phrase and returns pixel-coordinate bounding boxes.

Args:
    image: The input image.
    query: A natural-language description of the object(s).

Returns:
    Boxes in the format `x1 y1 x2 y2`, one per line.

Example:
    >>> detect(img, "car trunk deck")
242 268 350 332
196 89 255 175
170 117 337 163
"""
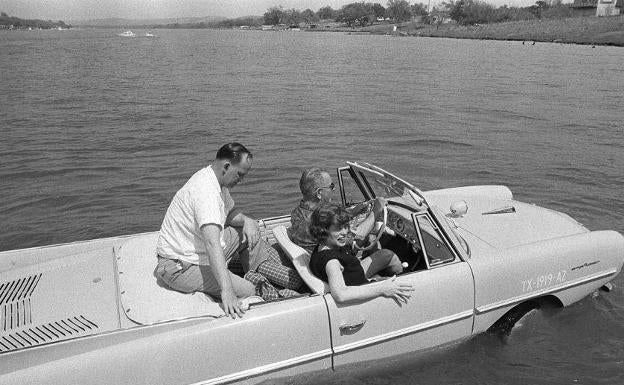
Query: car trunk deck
0 215 292 354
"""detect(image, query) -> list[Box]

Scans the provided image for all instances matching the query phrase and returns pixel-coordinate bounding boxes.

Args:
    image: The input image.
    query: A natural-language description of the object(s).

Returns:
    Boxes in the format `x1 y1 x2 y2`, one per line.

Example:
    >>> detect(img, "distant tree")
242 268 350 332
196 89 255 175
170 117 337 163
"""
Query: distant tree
386 0 413 22
411 3 429 16
446 0 512 25
282 8 302 25
215 16 263 28
372 3 386 18
1 12 8 17
264 6 284 25
301 8 319 23
338 2 375 27
316 6 336 20
527 1 548 18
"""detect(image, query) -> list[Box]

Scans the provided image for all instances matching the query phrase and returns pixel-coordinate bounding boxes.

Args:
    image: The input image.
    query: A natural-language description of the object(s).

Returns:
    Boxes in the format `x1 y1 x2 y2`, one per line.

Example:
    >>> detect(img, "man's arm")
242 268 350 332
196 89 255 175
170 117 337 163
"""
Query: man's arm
351 214 375 240
226 208 260 248
200 224 244 318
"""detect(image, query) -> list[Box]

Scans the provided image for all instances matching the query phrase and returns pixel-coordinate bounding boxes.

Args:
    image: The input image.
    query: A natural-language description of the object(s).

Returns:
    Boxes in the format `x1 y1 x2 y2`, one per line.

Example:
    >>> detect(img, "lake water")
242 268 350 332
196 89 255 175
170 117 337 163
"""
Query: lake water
1 28 623 384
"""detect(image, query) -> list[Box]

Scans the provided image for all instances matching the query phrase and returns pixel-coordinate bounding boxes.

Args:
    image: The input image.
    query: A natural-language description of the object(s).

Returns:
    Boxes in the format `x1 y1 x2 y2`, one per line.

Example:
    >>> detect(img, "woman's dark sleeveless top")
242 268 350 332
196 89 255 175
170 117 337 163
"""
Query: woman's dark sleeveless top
310 246 368 286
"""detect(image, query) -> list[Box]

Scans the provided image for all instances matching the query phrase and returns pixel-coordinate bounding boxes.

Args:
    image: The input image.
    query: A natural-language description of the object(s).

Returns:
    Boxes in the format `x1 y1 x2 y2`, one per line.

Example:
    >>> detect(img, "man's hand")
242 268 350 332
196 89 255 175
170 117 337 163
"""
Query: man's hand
371 197 388 221
349 201 371 216
201 224 245 319
242 216 261 248
221 287 245 319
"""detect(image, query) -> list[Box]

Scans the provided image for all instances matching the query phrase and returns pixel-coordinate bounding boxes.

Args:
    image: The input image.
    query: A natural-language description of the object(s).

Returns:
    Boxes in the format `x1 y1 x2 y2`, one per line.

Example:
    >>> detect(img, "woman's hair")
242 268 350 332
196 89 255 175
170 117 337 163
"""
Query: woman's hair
310 204 351 243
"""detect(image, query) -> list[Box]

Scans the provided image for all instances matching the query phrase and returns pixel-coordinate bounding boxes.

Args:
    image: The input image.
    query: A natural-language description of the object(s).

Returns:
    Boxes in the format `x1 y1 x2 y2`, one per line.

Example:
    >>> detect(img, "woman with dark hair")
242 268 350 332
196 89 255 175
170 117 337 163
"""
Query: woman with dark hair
309 204 414 304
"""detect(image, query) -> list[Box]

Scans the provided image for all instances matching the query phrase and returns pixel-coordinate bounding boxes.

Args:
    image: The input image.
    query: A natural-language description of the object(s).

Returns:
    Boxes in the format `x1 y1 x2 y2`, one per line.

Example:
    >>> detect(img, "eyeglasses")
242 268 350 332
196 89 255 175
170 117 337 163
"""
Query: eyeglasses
316 182 335 192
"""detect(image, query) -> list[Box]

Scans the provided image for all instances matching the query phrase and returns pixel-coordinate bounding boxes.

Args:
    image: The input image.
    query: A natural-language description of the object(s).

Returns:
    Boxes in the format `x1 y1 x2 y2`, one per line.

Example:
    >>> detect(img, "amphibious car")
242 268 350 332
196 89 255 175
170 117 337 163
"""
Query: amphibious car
1 162 622 384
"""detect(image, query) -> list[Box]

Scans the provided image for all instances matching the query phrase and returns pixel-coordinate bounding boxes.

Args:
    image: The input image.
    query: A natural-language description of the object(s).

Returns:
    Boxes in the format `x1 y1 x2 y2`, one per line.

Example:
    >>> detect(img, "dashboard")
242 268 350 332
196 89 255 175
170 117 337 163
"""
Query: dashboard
386 203 421 250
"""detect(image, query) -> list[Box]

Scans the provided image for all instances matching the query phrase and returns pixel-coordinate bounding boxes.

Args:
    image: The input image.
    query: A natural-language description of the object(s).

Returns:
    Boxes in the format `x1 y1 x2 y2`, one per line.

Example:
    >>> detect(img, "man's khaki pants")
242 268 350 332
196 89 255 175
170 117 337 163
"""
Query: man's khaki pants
155 227 264 298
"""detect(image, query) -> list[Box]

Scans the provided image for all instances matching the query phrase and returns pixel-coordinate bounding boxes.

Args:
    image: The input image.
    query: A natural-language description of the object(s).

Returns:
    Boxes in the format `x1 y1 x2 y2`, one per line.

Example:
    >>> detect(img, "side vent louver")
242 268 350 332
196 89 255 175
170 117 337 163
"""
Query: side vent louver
1 274 99 353
0 315 98 353
1 274 42 332
0 273 42 305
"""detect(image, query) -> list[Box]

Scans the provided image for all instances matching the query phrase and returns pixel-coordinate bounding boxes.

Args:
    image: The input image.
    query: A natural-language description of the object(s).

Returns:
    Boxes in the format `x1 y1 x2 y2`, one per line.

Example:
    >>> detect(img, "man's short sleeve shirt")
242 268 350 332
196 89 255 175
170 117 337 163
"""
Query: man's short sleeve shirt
157 165 234 265
287 200 317 254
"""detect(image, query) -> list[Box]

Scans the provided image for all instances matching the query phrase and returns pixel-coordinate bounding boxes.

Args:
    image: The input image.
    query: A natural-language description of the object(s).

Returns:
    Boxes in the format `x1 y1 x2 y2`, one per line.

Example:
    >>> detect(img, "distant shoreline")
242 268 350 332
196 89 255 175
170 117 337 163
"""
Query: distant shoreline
7 14 622 47
354 15 624 47
0 14 69 30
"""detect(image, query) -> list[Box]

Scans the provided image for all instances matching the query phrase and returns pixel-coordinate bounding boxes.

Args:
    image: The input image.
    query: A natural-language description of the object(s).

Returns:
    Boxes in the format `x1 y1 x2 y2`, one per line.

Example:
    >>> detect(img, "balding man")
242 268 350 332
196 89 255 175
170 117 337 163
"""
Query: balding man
288 167 399 270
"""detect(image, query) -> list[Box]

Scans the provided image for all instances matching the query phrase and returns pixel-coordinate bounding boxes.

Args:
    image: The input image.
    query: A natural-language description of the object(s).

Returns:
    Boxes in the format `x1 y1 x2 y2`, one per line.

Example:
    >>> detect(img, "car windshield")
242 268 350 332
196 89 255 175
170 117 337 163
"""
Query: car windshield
348 162 427 208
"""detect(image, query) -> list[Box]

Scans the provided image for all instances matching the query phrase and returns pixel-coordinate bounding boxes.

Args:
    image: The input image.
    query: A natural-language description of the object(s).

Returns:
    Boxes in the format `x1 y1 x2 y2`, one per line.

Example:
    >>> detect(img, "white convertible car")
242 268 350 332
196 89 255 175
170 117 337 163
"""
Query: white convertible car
1 162 623 385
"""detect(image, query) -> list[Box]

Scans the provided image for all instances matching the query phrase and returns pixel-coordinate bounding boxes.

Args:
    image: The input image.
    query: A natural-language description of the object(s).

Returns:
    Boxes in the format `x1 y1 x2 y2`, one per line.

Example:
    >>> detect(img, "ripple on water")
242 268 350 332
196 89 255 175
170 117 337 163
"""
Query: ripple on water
1 29 623 385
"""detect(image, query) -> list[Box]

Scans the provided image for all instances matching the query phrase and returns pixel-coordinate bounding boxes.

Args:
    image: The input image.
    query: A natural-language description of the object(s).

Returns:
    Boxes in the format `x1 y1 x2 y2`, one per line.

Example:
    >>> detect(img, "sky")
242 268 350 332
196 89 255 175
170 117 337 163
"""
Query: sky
0 0 539 21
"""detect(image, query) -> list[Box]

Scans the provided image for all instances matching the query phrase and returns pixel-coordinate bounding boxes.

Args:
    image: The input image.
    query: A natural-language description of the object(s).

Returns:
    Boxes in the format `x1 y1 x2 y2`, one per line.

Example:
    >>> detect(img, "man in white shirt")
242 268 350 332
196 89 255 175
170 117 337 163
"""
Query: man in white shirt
156 143 269 318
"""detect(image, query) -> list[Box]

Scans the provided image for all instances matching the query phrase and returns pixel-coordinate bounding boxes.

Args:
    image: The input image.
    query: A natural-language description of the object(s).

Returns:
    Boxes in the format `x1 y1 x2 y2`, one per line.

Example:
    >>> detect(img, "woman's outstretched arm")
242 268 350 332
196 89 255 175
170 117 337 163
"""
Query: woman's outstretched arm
325 260 414 304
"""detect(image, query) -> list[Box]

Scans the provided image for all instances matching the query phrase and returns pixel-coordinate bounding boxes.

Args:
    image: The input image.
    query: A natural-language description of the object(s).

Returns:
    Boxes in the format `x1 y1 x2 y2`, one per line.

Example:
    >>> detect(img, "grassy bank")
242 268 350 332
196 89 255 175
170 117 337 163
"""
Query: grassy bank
360 15 624 46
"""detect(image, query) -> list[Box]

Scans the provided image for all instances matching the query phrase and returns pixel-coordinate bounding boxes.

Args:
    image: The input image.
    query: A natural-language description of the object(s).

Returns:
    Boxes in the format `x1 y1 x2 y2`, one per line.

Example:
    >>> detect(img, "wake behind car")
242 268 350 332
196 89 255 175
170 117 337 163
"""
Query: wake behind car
1 161 622 384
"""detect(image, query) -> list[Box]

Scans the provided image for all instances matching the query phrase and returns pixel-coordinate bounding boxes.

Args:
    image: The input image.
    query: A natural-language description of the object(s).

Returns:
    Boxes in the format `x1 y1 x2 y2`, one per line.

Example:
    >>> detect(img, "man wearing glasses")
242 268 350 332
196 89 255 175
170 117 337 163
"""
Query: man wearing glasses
288 167 386 254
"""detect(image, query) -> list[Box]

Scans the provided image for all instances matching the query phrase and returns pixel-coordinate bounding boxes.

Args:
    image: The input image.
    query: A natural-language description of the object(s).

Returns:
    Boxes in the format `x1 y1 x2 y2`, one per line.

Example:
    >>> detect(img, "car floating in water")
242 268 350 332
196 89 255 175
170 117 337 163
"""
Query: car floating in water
1 161 623 384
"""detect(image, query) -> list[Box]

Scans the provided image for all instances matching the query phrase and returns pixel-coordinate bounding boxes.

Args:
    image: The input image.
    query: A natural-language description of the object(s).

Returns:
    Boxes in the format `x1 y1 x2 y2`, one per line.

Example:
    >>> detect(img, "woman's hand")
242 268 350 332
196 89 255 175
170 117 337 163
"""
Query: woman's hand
378 276 414 305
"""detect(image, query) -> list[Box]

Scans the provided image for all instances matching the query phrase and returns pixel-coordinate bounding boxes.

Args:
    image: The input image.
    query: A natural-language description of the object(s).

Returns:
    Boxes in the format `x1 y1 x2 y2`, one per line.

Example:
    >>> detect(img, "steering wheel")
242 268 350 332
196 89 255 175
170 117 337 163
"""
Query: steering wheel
353 205 387 251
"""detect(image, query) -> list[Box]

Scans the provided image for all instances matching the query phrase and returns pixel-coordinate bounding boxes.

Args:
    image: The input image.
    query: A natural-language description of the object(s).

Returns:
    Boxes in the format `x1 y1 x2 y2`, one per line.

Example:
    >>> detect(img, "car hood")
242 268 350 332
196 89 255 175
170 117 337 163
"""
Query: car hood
432 196 588 249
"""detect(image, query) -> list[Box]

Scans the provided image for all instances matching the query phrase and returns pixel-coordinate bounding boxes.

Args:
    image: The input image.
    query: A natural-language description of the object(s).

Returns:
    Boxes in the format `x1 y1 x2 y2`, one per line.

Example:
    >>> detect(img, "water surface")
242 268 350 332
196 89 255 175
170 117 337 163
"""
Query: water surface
1 28 623 384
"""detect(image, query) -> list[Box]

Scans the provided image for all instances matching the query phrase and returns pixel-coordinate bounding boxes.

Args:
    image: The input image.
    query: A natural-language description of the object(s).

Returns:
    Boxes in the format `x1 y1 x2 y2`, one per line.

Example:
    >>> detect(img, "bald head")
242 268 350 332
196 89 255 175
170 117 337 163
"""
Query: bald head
299 167 334 202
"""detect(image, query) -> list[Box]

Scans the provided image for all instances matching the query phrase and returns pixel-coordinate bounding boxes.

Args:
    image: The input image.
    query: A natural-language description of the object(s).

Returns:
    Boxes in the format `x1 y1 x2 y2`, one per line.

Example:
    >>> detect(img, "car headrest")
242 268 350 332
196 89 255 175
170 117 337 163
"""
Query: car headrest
272 225 328 295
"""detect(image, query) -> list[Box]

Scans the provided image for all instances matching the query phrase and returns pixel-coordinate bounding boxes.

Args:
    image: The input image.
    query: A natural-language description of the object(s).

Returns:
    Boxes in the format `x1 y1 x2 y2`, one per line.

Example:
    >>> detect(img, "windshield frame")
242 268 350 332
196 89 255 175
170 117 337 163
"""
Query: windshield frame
344 161 468 263
346 161 428 208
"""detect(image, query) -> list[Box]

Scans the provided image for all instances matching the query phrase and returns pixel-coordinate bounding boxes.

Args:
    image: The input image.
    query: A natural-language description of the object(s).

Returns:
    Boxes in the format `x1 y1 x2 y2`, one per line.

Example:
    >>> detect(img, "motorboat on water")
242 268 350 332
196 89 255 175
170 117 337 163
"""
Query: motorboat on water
1 161 623 384
145 32 155 37
117 30 136 37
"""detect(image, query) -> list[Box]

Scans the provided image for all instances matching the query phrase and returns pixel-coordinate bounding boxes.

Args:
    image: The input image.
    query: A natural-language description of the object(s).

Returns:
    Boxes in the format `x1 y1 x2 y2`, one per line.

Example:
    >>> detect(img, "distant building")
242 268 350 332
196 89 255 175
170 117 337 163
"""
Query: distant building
429 11 453 24
571 0 622 16
596 0 621 15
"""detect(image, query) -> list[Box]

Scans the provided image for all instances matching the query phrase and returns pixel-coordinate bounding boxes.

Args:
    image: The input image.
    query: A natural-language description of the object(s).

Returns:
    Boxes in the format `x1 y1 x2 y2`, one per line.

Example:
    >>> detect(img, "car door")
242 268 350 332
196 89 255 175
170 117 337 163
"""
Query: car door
325 260 474 368
327 163 474 367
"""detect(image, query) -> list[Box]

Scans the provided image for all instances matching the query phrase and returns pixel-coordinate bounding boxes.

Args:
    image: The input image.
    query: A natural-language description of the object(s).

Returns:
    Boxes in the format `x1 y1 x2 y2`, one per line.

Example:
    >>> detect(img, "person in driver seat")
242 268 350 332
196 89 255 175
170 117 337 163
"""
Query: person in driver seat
309 204 412 304
288 167 386 254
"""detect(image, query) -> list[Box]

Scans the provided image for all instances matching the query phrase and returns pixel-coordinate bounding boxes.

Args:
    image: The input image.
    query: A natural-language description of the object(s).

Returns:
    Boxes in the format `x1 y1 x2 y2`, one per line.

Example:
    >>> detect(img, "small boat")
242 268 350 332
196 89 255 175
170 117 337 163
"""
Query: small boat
145 32 154 37
117 30 136 37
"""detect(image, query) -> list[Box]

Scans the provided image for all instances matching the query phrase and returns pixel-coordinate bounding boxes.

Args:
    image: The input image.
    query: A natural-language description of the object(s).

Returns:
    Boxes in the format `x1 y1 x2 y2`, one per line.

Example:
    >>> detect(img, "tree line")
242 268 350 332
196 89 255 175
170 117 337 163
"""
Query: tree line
144 0 586 30
442 0 574 25
260 0 577 27
0 11 69 29
264 1 428 27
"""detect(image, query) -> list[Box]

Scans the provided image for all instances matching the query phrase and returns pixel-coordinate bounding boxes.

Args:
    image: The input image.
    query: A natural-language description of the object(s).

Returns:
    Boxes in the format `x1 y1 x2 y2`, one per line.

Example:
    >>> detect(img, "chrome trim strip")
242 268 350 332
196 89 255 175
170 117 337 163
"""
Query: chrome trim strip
190 349 333 385
475 268 617 314
346 161 384 177
333 310 474 355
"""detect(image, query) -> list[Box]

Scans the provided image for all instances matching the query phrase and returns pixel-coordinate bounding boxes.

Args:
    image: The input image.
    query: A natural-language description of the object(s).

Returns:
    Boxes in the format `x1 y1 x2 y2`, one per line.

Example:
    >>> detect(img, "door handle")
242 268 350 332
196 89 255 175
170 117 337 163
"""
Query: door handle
339 320 366 334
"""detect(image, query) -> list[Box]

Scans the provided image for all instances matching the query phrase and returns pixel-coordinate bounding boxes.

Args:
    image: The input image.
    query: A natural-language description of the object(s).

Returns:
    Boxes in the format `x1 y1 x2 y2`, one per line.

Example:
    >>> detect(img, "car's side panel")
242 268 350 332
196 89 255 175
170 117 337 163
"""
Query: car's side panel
0 296 332 385
325 262 474 368
470 230 624 334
